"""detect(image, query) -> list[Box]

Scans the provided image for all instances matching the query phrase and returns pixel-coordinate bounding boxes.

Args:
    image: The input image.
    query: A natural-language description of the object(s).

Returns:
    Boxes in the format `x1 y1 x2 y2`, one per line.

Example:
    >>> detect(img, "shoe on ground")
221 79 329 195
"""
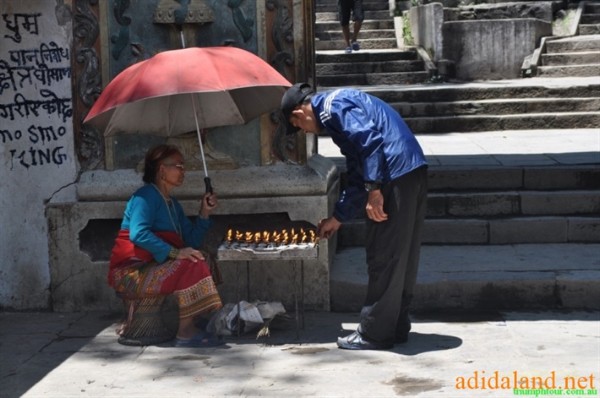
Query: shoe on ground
351 41 360 51
337 331 392 350
395 332 409 344
344 46 352 54
395 312 411 343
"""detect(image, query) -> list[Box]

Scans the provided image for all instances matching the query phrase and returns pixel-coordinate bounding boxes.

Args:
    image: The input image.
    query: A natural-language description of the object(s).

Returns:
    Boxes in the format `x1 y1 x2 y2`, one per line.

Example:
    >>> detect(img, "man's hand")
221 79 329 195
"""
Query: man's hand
317 217 342 239
365 190 388 222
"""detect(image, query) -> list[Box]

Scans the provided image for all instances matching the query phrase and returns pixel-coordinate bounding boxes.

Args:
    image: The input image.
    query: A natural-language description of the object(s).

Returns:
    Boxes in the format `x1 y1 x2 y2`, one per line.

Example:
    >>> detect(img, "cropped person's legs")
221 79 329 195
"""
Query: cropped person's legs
339 0 353 52
350 0 364 50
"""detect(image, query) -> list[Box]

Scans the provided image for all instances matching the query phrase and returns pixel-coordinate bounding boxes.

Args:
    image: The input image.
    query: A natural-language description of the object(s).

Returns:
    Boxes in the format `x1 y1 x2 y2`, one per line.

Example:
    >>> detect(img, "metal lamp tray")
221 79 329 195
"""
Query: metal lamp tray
217 242 318 261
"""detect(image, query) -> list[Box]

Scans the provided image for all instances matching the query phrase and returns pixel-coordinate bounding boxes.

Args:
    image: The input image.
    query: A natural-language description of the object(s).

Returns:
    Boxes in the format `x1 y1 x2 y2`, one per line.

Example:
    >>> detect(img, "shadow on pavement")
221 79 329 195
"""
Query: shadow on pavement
0 311 120 398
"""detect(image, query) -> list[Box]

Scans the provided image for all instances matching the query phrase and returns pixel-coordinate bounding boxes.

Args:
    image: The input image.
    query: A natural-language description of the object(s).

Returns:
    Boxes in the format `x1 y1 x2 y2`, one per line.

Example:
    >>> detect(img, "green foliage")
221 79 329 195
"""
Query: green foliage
402 13 414 46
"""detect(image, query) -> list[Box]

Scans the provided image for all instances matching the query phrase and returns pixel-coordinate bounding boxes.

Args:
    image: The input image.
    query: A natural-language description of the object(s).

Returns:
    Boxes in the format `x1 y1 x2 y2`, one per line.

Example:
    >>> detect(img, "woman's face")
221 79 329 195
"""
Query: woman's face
159 152 185 188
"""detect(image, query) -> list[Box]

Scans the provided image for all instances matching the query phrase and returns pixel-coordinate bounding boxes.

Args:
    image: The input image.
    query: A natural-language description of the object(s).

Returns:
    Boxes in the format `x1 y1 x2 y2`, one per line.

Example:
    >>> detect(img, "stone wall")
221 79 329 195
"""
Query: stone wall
442 18 552 80
410 2 553 80
0 1 77 309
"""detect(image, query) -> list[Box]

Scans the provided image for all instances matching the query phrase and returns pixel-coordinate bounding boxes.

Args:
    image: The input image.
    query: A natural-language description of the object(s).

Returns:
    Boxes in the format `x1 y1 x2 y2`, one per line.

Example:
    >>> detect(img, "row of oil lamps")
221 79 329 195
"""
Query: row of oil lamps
225 228 318 245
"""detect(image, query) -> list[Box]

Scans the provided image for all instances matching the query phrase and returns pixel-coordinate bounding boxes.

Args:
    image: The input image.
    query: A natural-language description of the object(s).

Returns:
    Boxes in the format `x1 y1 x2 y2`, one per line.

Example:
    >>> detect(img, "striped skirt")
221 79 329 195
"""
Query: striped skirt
110 258 222 319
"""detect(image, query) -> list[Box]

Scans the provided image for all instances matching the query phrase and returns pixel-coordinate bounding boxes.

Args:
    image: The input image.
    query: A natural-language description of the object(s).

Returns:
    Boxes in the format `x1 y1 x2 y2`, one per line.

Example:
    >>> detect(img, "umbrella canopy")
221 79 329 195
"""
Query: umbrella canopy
83 46 292 136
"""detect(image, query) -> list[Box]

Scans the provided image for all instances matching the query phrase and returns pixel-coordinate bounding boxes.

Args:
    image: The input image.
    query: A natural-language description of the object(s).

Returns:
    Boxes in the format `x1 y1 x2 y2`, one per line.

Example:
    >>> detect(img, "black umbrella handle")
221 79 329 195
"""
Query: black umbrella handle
204 177 215 206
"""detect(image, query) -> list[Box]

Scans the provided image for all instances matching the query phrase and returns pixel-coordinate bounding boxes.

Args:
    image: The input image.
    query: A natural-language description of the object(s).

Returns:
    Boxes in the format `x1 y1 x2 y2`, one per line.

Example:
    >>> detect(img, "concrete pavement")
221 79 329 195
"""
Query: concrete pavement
1 310 599 398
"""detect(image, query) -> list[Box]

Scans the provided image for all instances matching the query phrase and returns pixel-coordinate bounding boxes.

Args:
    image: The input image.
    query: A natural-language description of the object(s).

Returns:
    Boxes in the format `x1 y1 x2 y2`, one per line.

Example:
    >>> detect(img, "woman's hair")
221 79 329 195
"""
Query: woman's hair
142 144 181 184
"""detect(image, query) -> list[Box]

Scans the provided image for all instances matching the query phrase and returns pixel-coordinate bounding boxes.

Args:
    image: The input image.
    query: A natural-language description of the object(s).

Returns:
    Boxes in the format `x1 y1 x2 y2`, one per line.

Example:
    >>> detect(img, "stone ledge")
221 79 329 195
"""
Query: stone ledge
331 244 600 311
77 154 338 201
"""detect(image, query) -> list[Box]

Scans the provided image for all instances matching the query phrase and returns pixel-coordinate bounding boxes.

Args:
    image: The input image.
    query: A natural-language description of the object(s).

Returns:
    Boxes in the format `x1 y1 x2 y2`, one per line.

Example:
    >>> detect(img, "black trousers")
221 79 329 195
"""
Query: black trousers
358 166 428 344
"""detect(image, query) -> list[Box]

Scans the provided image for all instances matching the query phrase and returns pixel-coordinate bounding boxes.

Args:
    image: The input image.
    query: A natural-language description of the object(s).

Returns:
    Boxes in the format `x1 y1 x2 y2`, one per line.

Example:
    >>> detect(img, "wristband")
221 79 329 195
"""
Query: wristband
168 247 179 260
364 182 381 192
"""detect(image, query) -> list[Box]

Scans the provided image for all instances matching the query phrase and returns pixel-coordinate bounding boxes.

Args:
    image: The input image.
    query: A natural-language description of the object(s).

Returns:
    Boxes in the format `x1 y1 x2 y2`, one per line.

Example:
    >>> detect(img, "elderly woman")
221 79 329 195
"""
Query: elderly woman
109 144 223 347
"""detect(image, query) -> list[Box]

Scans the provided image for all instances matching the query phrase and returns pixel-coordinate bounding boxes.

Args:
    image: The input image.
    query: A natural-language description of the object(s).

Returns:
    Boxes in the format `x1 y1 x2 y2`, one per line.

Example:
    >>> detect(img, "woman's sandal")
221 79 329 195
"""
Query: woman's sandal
174 331 225 348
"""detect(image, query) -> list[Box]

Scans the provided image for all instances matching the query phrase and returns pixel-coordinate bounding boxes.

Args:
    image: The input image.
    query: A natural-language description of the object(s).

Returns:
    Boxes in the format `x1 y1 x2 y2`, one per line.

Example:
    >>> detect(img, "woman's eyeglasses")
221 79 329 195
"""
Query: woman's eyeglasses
163 163 185 170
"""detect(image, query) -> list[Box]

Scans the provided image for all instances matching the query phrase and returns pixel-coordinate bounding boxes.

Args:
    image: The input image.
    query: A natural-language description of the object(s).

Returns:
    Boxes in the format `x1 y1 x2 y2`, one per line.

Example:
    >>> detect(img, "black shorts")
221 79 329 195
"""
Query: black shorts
338 0 364 26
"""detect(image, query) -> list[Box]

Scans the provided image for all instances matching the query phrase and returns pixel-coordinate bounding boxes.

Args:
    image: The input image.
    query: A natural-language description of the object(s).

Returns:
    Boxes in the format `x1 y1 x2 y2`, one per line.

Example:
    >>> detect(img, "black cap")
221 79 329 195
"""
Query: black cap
280 82 314 134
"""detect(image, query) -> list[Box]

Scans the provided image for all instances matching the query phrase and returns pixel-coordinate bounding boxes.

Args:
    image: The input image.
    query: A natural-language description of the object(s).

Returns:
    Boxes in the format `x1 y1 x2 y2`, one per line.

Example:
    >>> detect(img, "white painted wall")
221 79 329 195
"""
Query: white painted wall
0 1 77 309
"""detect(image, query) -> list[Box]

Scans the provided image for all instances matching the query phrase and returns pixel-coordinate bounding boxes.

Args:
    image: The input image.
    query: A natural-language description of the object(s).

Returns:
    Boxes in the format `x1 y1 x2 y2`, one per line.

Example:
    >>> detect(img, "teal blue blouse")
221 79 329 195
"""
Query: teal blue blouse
121 184 212 263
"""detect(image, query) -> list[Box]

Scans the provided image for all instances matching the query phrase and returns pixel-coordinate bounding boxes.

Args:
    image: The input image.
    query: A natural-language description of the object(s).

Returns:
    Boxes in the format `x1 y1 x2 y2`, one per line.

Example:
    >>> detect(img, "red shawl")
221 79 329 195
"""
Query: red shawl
109 229 183 268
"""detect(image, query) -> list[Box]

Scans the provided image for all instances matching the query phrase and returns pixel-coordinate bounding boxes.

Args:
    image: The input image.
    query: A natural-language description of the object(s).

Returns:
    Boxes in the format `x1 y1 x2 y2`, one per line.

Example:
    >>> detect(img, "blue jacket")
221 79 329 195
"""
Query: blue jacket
312 88 427 222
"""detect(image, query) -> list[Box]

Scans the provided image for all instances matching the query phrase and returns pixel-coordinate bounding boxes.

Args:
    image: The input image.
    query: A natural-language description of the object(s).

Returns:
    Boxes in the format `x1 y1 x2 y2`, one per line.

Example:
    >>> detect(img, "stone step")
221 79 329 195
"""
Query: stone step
585 2 600 14
339 215 600 246
579 24 600 35
316 28 396 41
546 35 600 52
316 0 390 13
316 49 419 63
315 37 398 51
318 70 431 87
316 0 387 6
536 63 600 77
541 51 600 65
581 13 600 24
426 189 600 218
314 80 600 131
317 59 424 74
314 19 394 33
330 244 600 311
357 80 600 103
316 10 392 22
427 165 600 191
393 97 600 117
404 111 600 133
327 162 600 192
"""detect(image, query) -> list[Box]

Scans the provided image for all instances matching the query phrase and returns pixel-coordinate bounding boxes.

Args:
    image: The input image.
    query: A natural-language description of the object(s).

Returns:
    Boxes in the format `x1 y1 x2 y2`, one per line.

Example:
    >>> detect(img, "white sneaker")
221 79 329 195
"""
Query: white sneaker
344 46 352 54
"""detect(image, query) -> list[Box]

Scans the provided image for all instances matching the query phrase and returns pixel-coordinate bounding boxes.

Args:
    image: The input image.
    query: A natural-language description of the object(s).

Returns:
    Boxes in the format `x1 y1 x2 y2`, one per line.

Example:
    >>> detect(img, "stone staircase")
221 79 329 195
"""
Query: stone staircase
314 0 600 247
314 0 600 311
537 34 600 77
579 0 600 35
381 81 600 134
525 1 600 77
314 0 431 87
318 69 600 245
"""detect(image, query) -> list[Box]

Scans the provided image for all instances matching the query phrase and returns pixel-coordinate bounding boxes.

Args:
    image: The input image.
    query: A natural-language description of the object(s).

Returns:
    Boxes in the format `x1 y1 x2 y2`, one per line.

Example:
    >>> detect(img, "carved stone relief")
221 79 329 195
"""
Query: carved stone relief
73 0 103 170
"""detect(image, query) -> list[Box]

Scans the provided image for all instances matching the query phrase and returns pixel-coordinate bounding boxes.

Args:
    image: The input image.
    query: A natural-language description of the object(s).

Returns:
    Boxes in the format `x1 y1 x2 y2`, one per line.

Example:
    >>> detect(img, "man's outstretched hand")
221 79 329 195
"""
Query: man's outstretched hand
317 217 342 239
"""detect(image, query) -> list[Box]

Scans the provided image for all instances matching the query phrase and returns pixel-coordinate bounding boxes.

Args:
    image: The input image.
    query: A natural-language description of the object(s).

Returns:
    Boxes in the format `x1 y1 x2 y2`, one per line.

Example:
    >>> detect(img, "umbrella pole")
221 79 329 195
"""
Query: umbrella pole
190 94 214 203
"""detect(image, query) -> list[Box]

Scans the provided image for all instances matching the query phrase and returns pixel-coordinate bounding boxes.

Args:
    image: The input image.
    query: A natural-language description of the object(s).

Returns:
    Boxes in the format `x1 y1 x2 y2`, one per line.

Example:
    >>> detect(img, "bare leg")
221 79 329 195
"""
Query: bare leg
342 24 351 47
352 21 362 43
176 316 201 339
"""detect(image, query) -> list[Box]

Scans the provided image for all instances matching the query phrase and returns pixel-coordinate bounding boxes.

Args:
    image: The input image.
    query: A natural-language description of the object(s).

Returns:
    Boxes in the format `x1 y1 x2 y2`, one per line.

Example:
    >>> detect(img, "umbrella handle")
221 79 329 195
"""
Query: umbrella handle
204 177 215 206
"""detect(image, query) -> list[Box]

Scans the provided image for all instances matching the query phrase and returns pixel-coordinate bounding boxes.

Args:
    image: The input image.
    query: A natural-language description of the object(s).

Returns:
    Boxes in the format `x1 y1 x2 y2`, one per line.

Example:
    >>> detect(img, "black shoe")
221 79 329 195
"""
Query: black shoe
395 311 411 343
395 332 409 344
337 331 392 350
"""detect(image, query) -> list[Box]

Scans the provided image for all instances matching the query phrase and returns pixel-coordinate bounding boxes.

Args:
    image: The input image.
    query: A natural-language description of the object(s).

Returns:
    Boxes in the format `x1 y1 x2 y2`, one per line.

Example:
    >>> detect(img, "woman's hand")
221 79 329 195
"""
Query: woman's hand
199 192 218 218
176 247 205 262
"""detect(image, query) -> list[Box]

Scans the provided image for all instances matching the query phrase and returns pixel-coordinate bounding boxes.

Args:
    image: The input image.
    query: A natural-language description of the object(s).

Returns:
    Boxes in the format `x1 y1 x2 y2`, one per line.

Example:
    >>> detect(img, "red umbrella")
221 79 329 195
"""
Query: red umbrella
84 46 291 192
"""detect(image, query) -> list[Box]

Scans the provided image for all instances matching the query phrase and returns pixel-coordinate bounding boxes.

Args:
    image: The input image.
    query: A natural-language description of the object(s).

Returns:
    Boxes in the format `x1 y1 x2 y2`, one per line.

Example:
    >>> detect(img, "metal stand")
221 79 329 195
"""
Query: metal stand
236 260 305 338
218 243 317 339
